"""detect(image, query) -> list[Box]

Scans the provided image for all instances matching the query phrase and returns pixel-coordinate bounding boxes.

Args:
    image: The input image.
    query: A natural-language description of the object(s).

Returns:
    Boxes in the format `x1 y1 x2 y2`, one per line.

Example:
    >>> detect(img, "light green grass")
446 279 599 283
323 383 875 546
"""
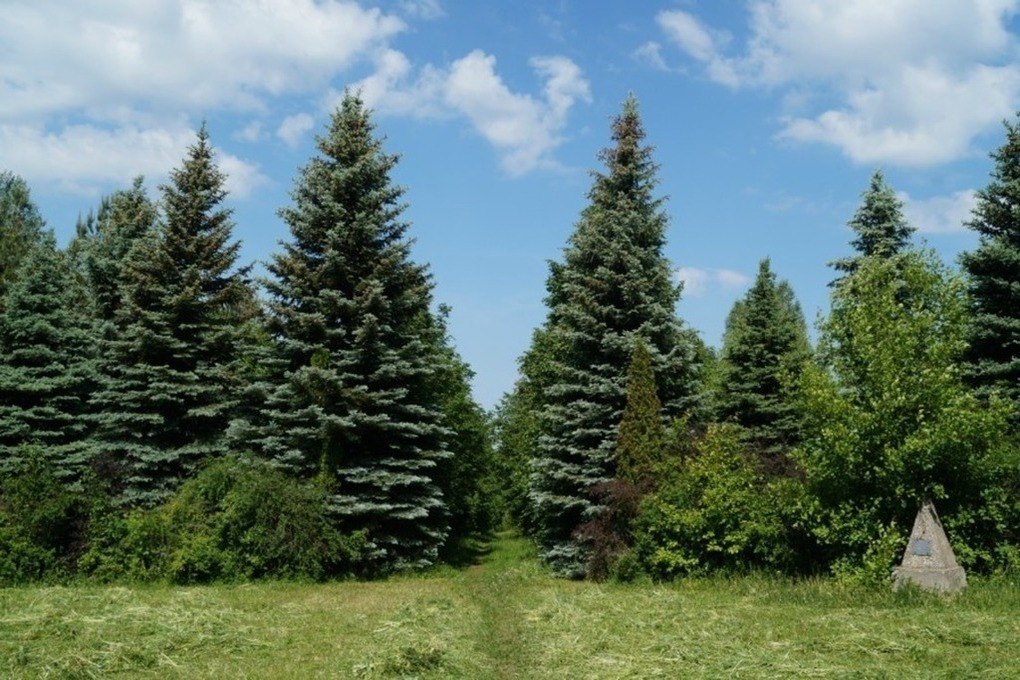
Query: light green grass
2 533 1017 678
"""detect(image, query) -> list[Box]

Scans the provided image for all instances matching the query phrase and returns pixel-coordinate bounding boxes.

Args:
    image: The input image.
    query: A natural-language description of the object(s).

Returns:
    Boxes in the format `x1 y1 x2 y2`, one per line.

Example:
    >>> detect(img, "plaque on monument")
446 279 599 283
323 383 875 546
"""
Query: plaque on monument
892 501 967 593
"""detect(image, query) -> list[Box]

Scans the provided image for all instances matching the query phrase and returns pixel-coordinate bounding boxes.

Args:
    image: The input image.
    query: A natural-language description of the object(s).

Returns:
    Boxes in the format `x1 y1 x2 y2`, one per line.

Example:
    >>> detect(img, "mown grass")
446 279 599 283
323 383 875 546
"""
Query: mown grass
1 533 1017 678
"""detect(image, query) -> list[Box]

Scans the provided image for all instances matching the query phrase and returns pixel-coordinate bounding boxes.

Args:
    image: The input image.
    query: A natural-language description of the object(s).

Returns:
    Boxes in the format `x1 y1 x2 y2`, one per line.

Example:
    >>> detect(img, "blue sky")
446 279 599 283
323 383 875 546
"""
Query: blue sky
2 1 1017 408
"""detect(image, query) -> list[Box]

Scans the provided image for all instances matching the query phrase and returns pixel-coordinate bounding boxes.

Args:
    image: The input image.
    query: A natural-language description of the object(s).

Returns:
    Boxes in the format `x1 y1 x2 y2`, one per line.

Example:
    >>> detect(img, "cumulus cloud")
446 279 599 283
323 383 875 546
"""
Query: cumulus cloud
652 1 1020 166
399 0 444 20
351 49 592 175
0 123 267 197
0 1 404 194
901 189 977 234
277 113 316 147
633 42 670 71
676 267 751 297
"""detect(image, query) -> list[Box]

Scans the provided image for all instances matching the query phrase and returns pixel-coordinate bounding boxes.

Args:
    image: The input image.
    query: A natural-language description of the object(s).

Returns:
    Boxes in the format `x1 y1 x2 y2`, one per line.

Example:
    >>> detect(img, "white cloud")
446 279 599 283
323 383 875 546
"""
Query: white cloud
277 113 315 147
352 49 592 175
399 0 444 20
0 1 403 193
234 121 264 143
633 42 670 71
676 267 751 297
654 1 1020 166
0 123 267 198
901 189 977 234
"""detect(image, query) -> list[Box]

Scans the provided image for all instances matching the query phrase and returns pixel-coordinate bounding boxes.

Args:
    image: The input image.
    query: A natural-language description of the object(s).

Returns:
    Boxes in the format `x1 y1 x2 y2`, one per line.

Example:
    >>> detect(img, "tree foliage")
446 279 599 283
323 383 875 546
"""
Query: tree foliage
0 236 95 484
252 93 450 570
960 115 1020 424
528 97 701 576
829 170 914 284
716 259 810 467
0 171 46 310
89 128 251 507
796 251 1019 572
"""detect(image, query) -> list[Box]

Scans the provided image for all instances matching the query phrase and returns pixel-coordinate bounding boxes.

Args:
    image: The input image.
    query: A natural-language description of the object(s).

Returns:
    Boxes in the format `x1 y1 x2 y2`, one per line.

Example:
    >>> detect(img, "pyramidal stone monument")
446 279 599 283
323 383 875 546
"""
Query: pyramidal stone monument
892 501 967 593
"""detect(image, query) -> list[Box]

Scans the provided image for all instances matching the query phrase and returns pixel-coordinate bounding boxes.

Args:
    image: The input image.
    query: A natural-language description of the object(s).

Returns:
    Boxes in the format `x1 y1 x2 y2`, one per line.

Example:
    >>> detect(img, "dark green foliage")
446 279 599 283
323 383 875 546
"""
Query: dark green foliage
616 338 666 485
491 326 562 536
796 252 1019 574
0 171 46 309
89 128 252 507
529 96 701 575
252 93 450 570
633 424 795 578
716 259 810 468
0 452 86 584
830 170 915 283
80 457 366 583
69 177 158 328
960 115 1020 424
0 236 96 483
428 306 499 552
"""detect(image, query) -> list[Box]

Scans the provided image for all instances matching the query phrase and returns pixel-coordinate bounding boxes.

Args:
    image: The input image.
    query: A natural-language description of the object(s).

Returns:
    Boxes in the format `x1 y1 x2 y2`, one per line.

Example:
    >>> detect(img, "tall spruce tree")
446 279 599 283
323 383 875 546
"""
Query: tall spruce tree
830 170 914 283
960 116 1020 422
716 259 810 465
0 172 46 310
0 234 95 484
254 93 450 570
529 96 700 575
90 127 251 506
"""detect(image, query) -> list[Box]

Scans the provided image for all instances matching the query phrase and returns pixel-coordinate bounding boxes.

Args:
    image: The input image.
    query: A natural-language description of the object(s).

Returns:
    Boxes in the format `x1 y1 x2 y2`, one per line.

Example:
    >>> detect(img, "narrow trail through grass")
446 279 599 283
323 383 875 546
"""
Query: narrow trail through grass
1 533 1018 678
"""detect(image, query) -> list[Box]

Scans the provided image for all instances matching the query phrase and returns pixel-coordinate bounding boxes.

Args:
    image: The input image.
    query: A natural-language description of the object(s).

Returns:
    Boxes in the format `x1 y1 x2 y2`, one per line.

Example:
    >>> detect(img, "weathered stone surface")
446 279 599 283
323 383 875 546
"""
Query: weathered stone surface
892 501 966 593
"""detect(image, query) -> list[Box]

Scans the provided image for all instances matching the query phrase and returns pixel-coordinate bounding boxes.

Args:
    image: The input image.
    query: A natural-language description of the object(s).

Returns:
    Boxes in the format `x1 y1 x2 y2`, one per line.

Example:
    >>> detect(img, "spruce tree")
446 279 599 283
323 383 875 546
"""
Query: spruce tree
616 338 666 486
960 116 1020 422
254 93 450 570
70 177 158 328
0 172 46 309
830 170 915 283
0 235 95 484
529 96 700 575
90 127 251 506
716 259 810 465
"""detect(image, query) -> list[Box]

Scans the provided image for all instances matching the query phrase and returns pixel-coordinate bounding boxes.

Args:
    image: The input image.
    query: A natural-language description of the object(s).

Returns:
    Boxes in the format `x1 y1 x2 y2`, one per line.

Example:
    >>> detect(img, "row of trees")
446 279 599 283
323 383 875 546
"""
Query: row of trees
495 98 1020 579
0 93 497 581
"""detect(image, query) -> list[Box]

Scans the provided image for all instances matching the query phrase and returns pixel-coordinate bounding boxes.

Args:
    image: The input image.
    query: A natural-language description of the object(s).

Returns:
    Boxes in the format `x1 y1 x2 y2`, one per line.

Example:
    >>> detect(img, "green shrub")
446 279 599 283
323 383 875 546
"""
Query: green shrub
633 424 794 579
81 456 369 583
0 452 85 584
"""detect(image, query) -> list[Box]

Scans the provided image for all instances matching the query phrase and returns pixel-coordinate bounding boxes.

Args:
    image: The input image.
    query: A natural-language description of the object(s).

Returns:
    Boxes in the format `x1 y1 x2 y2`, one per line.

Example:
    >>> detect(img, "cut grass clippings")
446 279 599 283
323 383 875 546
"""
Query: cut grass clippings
1 533 1017 678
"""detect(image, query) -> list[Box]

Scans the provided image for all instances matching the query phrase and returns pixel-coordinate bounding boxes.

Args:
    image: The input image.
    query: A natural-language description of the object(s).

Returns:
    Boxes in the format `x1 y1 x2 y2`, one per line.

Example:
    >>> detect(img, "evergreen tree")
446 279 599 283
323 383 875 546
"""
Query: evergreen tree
716 259 810 465
830 170 914 283
616 338 665 486
0 172 46 309
529 96 700 575
69 177 158 328
254 93 450 570
90 127 251 506
960 115 1020 423
0 235 95 484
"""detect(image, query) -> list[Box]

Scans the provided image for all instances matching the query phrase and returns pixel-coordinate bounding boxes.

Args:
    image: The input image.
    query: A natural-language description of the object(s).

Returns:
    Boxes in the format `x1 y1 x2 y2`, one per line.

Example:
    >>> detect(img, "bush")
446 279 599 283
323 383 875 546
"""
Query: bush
0 452 85 584
80 456 369 583
633 424 795 579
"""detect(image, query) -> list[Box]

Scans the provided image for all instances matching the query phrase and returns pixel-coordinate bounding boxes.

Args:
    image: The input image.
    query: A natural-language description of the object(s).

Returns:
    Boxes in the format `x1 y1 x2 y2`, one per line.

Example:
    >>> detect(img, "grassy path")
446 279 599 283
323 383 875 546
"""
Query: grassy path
1 534 1019 678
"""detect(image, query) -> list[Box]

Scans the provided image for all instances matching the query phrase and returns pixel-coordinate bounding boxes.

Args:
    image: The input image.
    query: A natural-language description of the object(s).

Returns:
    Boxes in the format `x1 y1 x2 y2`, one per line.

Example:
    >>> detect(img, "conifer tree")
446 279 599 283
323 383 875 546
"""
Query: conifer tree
830 170 914 283
0 172 46 309
70 177 158 328
90 128 251 506
254 93 450 570
716 259 810 464
616 338 665 485
0 235 95 484
529 96 700 575
960 116 1020 422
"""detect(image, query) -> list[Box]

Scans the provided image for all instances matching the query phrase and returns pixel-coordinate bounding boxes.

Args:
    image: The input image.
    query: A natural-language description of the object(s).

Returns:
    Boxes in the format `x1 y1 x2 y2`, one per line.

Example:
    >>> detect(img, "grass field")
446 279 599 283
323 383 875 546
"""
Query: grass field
2 534 1018 679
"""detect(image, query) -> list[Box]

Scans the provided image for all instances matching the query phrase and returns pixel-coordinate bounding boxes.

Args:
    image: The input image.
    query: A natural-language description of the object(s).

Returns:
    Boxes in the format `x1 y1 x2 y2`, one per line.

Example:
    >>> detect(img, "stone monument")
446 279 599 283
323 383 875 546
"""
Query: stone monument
892 500 966 593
